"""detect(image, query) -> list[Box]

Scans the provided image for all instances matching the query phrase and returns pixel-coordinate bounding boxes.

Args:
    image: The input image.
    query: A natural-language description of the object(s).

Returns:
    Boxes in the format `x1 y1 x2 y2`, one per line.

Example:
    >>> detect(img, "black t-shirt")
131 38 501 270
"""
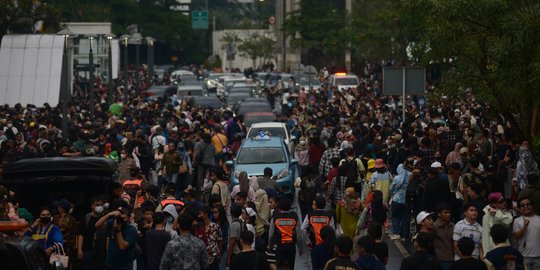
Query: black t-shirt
373 241 388 264
324 256 360 270
76 214 106 251
230 250 270 270
146 229 171 270
448 258 487 270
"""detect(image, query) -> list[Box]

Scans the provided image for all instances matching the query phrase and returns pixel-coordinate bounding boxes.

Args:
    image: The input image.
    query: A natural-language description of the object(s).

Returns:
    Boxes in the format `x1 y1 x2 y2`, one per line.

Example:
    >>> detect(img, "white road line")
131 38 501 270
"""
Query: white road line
393 239 410 257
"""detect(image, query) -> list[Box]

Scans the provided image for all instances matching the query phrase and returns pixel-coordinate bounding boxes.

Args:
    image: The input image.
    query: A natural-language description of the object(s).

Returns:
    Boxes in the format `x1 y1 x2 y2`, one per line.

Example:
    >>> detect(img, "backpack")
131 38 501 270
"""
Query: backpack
341 158 359 188
232 219 248 248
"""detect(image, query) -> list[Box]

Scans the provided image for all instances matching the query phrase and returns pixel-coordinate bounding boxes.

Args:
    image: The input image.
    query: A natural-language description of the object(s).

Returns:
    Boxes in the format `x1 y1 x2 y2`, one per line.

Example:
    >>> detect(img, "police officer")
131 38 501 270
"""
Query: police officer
302 196 335 269
268 198 303 270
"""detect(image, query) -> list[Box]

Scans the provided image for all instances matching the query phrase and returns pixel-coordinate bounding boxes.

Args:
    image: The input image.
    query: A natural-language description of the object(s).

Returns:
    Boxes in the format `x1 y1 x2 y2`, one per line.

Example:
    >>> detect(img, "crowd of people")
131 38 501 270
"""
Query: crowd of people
0 60 539 270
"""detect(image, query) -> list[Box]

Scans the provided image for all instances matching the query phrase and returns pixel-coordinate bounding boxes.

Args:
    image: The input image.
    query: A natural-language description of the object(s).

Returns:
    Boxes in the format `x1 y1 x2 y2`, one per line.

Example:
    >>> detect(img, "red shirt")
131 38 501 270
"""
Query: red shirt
309 144 325 165
327 167 338 183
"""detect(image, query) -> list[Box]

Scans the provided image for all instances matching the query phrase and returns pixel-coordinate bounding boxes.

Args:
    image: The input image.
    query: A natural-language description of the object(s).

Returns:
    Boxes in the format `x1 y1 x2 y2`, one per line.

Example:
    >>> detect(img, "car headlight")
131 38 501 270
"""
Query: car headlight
234 171 241 178
277 168 289 179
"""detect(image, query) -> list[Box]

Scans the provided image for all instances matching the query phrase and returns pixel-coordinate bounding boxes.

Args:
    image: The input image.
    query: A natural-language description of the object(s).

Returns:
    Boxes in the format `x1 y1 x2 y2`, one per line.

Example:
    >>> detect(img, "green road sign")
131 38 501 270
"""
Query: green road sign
192 10 209 30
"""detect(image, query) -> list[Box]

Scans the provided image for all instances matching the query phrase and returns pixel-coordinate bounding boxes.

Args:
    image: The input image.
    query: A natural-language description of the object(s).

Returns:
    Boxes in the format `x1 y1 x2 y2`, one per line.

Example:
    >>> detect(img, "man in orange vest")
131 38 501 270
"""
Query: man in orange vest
301 195 335 270
268 198 303 270
122 168 145 205
156 184 184 213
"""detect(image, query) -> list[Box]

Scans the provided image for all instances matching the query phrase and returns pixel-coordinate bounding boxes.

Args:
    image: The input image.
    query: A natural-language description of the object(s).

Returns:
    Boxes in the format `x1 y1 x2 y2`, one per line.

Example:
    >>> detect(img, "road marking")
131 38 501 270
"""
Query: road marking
393 239 410 257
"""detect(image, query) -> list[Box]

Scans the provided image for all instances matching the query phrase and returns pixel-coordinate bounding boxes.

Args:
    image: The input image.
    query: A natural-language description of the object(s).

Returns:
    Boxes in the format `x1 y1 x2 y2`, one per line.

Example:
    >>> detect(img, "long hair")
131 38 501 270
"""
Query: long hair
370 190 386 224
239 171 250 194
320 225 336 257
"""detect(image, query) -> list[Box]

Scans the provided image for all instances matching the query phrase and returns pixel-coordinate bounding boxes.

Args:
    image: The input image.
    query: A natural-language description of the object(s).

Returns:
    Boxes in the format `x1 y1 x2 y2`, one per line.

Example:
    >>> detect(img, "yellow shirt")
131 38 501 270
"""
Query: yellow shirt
211 133 228 153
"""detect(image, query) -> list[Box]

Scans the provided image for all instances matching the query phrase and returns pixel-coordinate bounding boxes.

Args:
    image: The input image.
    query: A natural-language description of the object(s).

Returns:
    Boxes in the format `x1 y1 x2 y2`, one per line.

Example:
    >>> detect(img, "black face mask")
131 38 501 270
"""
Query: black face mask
197 216 205 223
40 216 51 224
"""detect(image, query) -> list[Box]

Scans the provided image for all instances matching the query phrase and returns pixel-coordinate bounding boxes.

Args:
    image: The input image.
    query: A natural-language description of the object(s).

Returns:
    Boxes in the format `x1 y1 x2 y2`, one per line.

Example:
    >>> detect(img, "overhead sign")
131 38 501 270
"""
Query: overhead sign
382 67 425 96
192 10 209 30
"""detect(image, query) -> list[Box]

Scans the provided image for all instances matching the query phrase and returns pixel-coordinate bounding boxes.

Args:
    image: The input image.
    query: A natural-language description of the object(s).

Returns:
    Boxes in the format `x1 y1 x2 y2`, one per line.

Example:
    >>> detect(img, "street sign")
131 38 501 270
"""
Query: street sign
192 10 209 29
382 67 425 96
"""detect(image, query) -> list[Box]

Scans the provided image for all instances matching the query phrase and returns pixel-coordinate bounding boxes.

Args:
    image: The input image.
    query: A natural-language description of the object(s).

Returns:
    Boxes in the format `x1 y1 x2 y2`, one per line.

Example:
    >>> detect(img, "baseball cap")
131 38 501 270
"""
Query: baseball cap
416 211 434 224
430 162 442 169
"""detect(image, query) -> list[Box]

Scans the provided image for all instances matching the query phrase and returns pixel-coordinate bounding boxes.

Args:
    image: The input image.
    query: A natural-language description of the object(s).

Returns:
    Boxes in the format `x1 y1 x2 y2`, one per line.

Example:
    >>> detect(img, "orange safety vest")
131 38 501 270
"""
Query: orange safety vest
307 210 332 245
160 199 185 208
123 179 143 188
274 211 298 244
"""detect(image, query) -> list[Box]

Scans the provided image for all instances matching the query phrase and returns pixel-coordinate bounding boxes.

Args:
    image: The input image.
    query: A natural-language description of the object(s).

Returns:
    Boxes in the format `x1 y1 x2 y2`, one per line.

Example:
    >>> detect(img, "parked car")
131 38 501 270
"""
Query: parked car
226 136 298 196
177 85 205 97
236 101 273 117
182 96 223 110
247 122 295 153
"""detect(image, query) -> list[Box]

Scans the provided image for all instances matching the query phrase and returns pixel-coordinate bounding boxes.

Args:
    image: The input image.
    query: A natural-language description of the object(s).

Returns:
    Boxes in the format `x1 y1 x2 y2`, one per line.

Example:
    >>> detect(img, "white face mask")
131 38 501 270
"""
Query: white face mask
121 154 127 159
299 140 306 145
95 206 104 214
103 203 109 210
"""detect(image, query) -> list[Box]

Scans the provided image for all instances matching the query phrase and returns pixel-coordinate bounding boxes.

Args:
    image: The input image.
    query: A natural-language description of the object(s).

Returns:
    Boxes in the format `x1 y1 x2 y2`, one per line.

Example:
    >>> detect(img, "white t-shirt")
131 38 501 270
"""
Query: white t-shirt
513 215 540 258
453 219 483 260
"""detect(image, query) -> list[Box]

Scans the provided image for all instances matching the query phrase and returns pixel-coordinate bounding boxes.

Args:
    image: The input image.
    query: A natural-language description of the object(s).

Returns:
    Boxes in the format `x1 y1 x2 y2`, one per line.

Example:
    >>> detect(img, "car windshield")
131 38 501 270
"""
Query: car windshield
247 128 286 139
335 77 358 86
236 147 286 164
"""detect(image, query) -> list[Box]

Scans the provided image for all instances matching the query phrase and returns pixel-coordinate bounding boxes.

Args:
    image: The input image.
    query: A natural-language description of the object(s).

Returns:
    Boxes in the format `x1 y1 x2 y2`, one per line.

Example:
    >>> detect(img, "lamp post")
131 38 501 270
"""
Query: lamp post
57 27 75 139
106 34 116 104
133 35 141 96
146 37 155 85
120 34 130 104
86 34 96 115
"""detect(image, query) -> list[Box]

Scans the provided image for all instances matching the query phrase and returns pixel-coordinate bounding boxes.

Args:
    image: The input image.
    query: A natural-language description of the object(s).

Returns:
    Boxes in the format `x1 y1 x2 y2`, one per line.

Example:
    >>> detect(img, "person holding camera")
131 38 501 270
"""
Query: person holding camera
95 203 138 270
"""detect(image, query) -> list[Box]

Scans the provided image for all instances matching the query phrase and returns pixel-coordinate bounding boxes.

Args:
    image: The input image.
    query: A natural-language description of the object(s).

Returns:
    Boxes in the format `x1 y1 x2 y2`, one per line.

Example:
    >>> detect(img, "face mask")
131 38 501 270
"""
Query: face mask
299 140 306 145
197 216 205 223
40 216 51 224
103 203 109 210
7 124 12 128
95 206 104 214
121 154 127 159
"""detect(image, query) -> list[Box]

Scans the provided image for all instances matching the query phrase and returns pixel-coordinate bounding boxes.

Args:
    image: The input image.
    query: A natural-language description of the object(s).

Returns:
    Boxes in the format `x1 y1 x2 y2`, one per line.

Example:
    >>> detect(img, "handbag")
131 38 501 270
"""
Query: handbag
216 135 229 154
178 158 188 174
49 243 69 269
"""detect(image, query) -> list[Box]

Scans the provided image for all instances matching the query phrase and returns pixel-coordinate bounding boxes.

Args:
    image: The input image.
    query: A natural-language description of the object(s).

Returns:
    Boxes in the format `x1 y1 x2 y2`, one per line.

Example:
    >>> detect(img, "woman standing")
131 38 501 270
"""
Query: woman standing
336 187 362 239
370 159 392 204
294 137 310 177
356 190 388 237
516 146 539 190
25 207 64 255
201 205 223 270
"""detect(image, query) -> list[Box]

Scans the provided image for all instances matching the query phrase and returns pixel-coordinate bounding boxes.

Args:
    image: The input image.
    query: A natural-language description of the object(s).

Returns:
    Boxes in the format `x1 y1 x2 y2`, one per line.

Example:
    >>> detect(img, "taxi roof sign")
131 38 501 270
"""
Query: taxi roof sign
335 72 347 76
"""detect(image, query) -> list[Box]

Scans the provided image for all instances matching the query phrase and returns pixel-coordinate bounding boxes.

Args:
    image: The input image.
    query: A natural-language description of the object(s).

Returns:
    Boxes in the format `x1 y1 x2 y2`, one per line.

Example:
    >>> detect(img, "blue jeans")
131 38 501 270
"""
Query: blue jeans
391 201 410 239
166 172 179 185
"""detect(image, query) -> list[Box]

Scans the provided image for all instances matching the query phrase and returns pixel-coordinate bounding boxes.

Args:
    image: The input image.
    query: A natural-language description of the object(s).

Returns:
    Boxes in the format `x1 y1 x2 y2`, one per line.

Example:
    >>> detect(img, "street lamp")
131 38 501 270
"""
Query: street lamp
85 34 96 115
119 34 130 104
57 26 75 139
106 33 116 104
132 33 142 96
146 36 155 85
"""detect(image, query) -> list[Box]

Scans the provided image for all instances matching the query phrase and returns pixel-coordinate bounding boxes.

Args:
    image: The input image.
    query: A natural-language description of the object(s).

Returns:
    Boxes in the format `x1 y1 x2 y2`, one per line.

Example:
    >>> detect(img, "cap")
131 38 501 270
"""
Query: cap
488 192 504 203
430 162 442 169
245 207 256 217
416 211 434 224
374 159 385 169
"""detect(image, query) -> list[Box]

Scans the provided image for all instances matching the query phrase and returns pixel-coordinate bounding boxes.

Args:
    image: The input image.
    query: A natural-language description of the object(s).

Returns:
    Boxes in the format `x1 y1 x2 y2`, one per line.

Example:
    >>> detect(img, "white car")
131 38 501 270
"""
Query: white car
328 73 359 91
247 122 295 155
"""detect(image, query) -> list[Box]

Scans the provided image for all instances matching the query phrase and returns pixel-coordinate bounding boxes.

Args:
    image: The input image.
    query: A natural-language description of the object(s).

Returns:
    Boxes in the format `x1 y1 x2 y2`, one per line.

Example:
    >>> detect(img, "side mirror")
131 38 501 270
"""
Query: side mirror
291 159 299 166
225 160 234 167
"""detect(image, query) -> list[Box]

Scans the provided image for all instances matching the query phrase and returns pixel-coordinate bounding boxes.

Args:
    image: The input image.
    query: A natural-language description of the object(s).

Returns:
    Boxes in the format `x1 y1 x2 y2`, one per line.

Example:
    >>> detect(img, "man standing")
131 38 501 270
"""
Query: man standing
159 213 209 270
319 140 341 180
77 196 107 270
400 232 443 270
302 196 335 269
513 197 540 270
161 142 181 188
226 203 245 268
146 212 171 270
95 204 138 270
323 236 360 270
453 203 483 260
484 224 524 270
268 198 303 270
230 230 270 270
432 203 454 270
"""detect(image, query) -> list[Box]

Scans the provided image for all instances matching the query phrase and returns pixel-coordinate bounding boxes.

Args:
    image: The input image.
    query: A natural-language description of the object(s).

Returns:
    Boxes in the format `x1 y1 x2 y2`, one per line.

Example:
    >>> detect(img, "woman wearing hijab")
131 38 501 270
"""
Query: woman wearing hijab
336 187 363 239
356 190 388 238
294 137 310 177
445 142 462 167
516 146 539 190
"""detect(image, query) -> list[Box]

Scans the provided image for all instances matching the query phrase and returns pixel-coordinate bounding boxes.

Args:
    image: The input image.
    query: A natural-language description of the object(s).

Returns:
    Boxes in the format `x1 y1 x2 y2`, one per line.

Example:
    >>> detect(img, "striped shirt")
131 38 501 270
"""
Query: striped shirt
319 147 340 177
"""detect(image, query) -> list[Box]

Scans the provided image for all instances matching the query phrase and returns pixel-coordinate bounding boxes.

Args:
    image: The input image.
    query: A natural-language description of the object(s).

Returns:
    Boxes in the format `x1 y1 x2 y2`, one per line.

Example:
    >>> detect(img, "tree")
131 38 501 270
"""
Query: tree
396 0 540 138
0 0 62 37
237 33 275 69
283 0 350 67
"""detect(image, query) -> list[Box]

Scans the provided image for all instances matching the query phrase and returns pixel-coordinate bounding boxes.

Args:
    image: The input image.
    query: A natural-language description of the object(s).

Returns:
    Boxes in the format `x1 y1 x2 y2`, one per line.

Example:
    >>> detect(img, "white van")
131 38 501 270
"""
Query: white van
328 73 359 91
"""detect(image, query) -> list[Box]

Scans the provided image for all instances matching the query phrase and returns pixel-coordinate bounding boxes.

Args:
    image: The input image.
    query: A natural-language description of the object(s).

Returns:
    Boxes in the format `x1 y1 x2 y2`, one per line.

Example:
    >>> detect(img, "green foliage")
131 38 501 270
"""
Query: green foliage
0 0 62 35
396 0 540 137
237 33 275 68
283 0 349 61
